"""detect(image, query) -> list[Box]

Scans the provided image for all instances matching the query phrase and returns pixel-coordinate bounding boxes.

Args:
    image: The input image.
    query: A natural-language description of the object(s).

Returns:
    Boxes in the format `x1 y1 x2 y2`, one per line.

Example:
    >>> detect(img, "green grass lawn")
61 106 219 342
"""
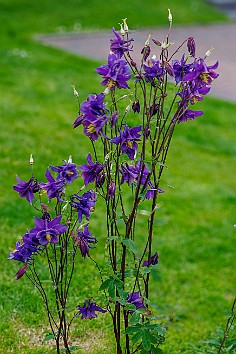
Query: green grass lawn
0 1 235 353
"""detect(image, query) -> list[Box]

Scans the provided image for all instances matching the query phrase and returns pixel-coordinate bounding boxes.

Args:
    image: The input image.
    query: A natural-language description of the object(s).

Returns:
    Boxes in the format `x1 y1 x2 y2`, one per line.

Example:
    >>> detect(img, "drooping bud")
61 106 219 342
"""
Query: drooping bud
110 111 119 128
15 264 29 280
108 180 116 199
131 59 137 67
132 100 140 113
141 45 151 61
187 37 196 57
164 61 174 77
152 38 161 46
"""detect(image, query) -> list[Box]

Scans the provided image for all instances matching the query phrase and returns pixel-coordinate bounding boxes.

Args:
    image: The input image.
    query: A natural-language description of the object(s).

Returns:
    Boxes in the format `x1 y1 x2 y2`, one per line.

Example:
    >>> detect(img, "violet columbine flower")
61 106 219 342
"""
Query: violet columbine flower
95 53 131 90
172 54 193 84
119 163 138 185
126 291 146 311
177 105 203 123
143 58 164 83
8 240 37 263
77 300 107 319
75 224 97 258
50 159 78 184
40 169 66 202
70 190 96 222
110 111 119 128
183 58 219 88
111 124 142 160
13 176 40 204
73 93 108 141
78 153 104 187
30 215 68 246
142 252 159 267
110 28 133 58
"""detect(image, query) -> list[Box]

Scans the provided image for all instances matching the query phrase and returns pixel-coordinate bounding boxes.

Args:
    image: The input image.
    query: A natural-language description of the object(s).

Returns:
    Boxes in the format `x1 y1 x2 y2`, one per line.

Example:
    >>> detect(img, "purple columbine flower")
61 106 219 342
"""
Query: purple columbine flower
95 53 131 90
142 252 159 267
75 224 97 258
172 54 193 84
119 163 139 185
70 190 96 222
143 58 164 83
177 105 203 123
30 215 68 246
50 160 78 184
111 124 142 160
110 27 133 58
77 300 107 319
8 240 37 264
13 176 40 204
73 93 108 141
78 153 104 187
40 169 66 202
126 291 146 311
183 58 219 88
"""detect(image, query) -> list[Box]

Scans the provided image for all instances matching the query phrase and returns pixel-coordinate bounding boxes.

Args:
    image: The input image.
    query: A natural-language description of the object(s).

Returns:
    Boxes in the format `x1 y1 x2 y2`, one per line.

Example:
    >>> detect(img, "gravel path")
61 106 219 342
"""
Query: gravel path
39 23 236 102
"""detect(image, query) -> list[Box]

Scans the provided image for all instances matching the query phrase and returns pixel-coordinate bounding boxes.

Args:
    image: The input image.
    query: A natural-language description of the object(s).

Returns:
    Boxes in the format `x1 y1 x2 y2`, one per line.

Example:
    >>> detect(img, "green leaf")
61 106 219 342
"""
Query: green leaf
129 311 141 325
107 236 120 242
108 282 116 298
122 239 138 255
126 324 142 334
125 303 136 311
142 330 151 351
99 278 113 291
117 287 129 299
43 333 55 342
132 330 143 344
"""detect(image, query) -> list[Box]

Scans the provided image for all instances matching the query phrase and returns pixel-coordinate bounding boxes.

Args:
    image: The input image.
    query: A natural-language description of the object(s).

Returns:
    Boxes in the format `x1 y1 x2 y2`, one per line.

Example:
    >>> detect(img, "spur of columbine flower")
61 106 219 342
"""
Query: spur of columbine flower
70 190 97 222
13 176 40 204
76 300 107 319
78 153 104 187
74 224 97 258
95 53 131 90
111 124 142 160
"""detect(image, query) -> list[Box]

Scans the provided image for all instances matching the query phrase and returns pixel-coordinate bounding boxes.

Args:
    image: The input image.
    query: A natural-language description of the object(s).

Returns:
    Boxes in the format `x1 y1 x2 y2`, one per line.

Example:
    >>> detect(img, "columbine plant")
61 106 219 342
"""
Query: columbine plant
9 12 219 354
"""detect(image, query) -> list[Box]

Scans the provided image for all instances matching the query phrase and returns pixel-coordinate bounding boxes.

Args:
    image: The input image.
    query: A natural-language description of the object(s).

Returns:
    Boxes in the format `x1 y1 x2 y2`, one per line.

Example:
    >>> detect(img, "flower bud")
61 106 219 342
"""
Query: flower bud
164 61 174 77
122 18 129 32
29 154 34 165
68 155 73 164
205 46 214 58
168 9 172 22
145 34 151 47
187 37 196 57
119 23 125 36
152 38 161 46
132 100 140 113
71 85 79 97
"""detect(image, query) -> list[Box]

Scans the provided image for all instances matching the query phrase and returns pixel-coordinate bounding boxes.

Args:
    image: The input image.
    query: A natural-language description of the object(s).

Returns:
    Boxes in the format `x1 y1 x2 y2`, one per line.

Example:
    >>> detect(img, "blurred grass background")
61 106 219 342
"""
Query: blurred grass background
0 0 235 353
